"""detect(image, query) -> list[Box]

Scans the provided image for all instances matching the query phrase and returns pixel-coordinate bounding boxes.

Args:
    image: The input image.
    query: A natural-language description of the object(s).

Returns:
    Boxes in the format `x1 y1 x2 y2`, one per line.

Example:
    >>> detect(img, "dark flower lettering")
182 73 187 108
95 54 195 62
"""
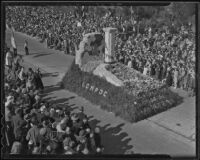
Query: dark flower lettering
90 86 95 91
82 82 85 88
94 87 99 93
99 89 103 95
86 83 90 89
103 91 108 97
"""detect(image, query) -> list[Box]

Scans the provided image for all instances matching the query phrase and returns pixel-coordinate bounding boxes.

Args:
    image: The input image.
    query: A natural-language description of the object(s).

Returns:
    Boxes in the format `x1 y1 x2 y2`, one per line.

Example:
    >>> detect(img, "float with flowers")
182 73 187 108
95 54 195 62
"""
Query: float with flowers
61 31 182 123
61 60 182 123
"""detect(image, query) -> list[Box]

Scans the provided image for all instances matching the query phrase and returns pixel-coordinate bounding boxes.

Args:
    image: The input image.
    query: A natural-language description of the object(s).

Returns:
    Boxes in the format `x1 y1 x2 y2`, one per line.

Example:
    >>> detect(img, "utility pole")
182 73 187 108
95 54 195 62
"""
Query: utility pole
137 7 140 36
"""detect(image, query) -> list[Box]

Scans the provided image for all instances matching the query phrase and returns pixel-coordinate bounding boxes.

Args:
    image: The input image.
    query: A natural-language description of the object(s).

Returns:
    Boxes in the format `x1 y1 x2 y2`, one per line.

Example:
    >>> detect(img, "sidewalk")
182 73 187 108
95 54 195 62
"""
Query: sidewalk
5 29 196 156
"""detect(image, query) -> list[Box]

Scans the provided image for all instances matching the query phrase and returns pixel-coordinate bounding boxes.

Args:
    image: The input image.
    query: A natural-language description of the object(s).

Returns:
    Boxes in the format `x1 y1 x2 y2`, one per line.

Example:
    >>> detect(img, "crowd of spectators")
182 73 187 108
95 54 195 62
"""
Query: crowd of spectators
6 6 133 55
115 23 195 95
5 6 195 94
4 47 103 155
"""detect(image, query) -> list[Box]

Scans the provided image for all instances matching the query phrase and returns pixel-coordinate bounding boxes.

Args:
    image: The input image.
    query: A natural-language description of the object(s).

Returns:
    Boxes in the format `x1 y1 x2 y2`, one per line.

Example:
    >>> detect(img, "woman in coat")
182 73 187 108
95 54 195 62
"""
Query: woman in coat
24 40 29 55
166 68 173 87
34 69 44 91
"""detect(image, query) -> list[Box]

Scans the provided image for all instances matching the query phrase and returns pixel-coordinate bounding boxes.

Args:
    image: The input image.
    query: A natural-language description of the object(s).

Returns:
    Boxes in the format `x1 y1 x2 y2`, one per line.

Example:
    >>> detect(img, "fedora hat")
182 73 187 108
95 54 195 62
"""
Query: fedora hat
71 113 79 121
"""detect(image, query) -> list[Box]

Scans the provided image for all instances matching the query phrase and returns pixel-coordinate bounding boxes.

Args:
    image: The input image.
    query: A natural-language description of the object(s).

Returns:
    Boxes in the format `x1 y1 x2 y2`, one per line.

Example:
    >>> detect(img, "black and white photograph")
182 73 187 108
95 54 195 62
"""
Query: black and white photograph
1 1 199 159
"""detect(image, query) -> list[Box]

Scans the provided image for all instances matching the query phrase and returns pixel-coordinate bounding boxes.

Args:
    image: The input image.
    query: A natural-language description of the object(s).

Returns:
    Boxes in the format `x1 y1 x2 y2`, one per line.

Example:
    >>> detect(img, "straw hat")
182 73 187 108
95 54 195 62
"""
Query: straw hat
39 127 47 136
82 147 89 154
40 105 46 112
22 88 27 94
46 145 51 151
63 137 71 148
96 147 101 153
52 122 58 129
10 141 22 154
34 90 41 96
86 128 91 133
71 113 79 121
28 140 33 145
94 127 100 134
7 95 14 102
16 88 21 93
15 108 22 115
77 130 86 142
35 95 41 101
32 147 40 154
65 127 71 134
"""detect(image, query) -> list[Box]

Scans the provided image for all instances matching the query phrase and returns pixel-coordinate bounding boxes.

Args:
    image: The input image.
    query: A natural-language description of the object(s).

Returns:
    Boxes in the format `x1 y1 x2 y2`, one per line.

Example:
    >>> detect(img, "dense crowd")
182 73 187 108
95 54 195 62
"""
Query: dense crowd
6 6 133 55
4 48 103 155
115 23 195 94
6 6 195 95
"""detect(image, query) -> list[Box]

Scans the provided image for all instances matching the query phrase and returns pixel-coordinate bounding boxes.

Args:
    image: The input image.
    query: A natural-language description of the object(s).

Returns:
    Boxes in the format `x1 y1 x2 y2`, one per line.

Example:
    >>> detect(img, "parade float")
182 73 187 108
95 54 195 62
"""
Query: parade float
61 28 182 122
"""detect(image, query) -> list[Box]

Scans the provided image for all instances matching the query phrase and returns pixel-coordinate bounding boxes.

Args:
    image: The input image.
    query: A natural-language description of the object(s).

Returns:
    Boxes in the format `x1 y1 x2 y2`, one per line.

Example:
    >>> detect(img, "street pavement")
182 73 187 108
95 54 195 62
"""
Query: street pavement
5 29 196 157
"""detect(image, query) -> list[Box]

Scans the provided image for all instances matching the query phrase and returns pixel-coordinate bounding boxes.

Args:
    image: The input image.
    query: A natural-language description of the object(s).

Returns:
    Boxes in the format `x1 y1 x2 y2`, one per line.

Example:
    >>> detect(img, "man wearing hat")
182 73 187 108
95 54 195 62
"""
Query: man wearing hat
21 88 31 108
12 108 27 141
28 90 36 106
5 48 13 71
5 100 15 151
71 113 82 136
64 140 76 154
39 127 50 154
32 94 42 109
24 40 29 55
63 136 72 151
173 66 179 89
81 117 91 131
34 69 44 91
77 106 87 121
26 116 40 147
10 141 22 154
76 129 89 154
93 127 103 153
56 117 67 133
34 106 45 124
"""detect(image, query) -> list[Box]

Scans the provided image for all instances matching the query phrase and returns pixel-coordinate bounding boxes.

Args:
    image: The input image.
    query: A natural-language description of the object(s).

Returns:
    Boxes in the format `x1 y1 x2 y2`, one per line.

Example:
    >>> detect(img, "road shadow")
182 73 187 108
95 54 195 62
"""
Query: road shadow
29 52 47 56
42 72 59 78
49 97 76 105
33 53 54 58
87 117 134 154
40 71 133 154
42 85 60 97
55 104 78 113
42 84 76 103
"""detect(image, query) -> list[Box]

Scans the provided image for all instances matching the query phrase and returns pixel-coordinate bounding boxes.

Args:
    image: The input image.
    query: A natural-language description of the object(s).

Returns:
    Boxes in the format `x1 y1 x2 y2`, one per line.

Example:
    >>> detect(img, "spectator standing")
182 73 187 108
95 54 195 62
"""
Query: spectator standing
12 108 27 142
5 48 13 70
24 40 29 55
173 67 179 89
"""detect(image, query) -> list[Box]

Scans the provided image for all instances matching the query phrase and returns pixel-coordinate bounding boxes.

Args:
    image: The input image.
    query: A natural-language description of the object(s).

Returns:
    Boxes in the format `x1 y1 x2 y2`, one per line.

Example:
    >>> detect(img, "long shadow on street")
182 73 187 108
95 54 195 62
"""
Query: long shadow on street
41 74 134 154
87 116 134 154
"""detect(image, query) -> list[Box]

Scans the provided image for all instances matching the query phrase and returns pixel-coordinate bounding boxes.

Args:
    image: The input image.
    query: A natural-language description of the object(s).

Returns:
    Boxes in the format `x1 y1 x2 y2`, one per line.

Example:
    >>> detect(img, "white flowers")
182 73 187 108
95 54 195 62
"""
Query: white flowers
107 63 165 96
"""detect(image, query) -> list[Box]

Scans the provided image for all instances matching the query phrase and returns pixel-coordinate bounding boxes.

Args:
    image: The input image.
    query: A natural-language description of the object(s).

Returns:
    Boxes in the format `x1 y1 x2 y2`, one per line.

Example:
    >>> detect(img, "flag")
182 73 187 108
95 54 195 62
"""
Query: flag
6 24 9 30
11 27 17 49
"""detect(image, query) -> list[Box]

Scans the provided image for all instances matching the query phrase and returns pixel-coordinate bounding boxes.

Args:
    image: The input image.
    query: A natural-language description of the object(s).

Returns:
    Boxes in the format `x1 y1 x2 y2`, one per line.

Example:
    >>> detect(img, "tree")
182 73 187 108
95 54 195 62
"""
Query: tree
167 3 195 25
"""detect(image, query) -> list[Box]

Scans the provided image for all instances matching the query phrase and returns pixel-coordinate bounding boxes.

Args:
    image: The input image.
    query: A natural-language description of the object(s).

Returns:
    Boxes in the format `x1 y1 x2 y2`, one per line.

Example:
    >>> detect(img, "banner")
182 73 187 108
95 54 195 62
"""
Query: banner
82 82 108 98
11 27 17 49
6 24 9 30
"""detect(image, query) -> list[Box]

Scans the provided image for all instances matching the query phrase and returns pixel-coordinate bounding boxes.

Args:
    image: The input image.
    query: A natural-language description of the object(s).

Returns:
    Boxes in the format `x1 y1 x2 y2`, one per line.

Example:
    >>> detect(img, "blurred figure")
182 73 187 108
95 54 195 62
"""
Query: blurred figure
24 40 29 55
5 48 13 71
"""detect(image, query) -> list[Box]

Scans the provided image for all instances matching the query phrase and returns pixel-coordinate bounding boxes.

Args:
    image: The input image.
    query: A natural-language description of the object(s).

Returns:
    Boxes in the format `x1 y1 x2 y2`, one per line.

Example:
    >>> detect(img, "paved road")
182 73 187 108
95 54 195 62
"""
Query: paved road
5 29 196 157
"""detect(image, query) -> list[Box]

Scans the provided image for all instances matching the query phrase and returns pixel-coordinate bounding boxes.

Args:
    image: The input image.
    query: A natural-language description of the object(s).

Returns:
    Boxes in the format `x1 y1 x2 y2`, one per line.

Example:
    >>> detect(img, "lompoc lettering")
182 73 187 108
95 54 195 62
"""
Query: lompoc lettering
82 82 108 97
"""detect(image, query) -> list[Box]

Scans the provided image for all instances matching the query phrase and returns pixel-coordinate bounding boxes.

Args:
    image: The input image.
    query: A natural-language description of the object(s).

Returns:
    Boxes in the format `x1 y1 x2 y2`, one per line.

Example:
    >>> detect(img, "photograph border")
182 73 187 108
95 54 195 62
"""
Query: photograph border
1 1 199 160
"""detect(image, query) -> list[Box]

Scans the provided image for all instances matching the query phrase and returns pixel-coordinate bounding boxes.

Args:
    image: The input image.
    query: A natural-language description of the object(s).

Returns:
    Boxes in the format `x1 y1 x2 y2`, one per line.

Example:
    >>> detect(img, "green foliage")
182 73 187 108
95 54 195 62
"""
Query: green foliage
56 4 195 28
61 62 183 123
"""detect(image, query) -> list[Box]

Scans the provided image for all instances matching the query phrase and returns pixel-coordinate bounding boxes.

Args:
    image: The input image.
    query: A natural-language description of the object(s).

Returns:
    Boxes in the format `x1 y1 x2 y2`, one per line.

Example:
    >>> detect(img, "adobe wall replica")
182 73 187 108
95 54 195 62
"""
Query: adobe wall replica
75 27 124 87
75 32 105 67
103 27 117 63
